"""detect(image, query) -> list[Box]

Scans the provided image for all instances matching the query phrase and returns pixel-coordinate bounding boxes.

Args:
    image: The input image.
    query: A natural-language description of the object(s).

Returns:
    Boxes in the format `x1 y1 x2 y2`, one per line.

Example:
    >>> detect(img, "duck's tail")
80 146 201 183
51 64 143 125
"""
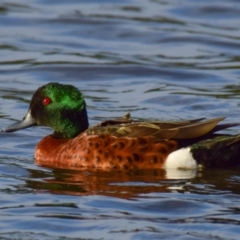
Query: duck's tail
190 134 240 168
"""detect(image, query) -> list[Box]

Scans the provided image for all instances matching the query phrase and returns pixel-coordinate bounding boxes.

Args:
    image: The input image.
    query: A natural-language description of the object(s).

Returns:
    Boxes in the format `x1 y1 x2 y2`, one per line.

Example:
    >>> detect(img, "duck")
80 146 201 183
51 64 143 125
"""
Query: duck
2 82 240 170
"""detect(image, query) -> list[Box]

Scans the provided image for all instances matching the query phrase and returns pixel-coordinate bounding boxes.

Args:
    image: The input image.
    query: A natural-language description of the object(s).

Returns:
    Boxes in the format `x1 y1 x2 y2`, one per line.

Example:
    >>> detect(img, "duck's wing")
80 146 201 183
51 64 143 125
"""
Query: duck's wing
92 113 205 129
87 117 228 140
166 117 225 139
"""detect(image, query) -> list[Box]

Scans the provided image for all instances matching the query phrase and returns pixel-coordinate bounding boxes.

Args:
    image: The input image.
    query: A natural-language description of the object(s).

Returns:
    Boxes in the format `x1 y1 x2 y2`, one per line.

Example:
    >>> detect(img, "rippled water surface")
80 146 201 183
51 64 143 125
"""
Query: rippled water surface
1 0 240 239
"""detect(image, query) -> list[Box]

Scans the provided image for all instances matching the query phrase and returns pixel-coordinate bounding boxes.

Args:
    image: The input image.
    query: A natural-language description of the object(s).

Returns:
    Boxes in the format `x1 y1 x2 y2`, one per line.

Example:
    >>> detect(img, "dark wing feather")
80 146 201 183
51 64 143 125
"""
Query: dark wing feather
172 117 225 139
86 116 230 140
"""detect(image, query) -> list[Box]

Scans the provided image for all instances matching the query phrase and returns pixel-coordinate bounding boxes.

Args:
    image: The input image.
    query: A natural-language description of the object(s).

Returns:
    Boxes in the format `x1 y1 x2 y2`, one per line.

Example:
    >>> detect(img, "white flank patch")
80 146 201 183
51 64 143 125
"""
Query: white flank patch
164 148 198 169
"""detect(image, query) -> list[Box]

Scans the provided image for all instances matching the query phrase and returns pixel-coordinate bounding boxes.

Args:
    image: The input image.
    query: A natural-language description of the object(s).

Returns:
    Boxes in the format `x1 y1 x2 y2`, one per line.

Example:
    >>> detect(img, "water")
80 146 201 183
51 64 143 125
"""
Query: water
1 0 240 239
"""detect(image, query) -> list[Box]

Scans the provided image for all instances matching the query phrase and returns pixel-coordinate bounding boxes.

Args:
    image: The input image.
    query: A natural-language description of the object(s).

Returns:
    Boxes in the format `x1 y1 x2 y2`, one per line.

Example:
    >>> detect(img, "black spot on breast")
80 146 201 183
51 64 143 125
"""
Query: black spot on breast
133 153 140 162
158 148 167 155
153 156 158 164
95 142 100 149
117 155 122 162
113 142 125 150
98 149 103 154
104 152 109 158
127 156 132 163
119 142 125 150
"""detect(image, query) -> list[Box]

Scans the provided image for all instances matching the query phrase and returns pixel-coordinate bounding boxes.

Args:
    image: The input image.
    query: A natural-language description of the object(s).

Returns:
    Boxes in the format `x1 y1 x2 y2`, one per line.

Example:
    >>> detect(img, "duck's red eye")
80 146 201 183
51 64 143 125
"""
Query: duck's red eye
42 97 51 106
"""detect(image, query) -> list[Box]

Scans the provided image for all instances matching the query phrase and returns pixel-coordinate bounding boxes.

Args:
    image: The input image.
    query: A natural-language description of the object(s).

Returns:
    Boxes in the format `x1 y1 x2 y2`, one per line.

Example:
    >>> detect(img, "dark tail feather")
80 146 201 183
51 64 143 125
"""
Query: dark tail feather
211 123 240 133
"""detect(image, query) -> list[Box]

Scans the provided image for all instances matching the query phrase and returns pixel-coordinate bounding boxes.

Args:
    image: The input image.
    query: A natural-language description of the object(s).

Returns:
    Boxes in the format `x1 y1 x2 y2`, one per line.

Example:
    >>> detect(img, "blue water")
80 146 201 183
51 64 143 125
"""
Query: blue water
1 0 240 239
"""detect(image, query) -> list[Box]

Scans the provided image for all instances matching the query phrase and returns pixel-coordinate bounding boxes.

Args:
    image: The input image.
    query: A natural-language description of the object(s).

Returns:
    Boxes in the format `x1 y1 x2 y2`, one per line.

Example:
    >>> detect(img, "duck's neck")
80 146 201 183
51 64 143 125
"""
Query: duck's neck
52 107 89 139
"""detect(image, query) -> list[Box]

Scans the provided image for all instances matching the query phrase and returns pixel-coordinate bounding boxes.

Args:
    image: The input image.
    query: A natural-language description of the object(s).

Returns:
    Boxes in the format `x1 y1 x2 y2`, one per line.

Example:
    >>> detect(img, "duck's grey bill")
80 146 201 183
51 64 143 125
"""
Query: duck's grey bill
2 111 36 132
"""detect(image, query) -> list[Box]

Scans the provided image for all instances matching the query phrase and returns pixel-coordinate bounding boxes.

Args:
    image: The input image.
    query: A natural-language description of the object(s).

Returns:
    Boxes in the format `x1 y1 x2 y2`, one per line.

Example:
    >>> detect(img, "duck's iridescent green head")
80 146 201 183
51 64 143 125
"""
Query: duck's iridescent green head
2 83 89 138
